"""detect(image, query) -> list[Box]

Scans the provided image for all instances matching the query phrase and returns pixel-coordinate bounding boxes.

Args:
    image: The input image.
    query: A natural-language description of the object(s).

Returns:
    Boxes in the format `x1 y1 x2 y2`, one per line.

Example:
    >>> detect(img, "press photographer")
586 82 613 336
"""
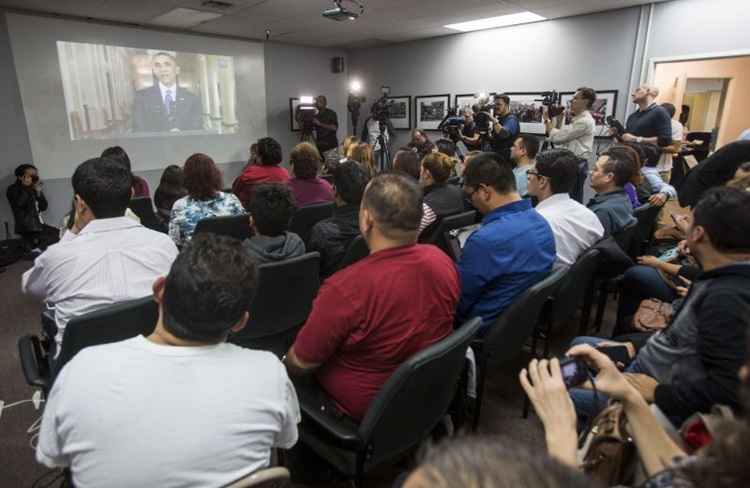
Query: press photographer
544 87 596 160
488 94 520 161
313 95 340 165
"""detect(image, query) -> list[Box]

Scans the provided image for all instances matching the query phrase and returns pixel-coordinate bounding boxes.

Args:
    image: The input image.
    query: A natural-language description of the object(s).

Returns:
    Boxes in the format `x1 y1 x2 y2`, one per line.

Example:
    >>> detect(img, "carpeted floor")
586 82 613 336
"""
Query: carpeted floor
0 258 616 487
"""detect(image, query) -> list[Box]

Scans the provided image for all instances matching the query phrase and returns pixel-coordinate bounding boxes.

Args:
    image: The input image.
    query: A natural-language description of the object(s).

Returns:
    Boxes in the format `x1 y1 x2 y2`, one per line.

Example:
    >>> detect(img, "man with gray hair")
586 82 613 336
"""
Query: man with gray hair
284 173 460 420
617 84 672 147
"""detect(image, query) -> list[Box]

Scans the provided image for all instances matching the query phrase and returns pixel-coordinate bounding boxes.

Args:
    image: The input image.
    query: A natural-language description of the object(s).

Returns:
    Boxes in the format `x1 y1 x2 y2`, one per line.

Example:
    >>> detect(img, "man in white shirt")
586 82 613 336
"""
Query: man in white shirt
36 234 300 487
655 102 685 182
22 157 178 356
544 87 596 160
527 149 604 268
510 134 540 198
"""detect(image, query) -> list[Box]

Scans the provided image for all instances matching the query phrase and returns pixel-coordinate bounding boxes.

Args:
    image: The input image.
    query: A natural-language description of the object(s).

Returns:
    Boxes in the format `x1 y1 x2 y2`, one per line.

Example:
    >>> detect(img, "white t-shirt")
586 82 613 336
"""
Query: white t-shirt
656 119 684 172
535 193 604 268
37 336 300 488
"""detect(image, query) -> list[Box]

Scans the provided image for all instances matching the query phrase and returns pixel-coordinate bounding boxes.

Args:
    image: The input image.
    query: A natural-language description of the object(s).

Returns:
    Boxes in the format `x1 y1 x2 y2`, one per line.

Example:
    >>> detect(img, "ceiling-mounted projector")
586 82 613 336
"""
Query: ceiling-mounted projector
322 0 364 21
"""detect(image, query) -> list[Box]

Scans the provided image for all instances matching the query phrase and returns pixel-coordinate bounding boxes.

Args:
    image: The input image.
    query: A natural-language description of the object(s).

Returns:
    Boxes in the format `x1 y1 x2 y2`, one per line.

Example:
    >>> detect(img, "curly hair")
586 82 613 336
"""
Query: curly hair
256 137 283 166
249 184 296 236
183 153 223 200
290 142 322 180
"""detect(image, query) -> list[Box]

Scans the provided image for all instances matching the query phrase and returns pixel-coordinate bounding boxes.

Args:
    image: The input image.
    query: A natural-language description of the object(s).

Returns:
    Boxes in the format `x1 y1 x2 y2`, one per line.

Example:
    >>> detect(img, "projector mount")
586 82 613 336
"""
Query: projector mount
322 0 365 21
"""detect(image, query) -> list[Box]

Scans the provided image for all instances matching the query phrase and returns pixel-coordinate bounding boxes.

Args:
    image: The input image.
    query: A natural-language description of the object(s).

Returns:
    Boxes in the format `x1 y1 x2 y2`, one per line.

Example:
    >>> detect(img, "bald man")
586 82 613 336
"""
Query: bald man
617 84 672 147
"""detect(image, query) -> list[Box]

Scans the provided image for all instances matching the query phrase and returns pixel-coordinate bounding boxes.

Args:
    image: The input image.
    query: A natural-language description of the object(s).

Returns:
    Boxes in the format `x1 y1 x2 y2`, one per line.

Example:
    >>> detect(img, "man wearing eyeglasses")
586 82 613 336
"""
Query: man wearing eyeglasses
544 87 596 161
456 153 555 335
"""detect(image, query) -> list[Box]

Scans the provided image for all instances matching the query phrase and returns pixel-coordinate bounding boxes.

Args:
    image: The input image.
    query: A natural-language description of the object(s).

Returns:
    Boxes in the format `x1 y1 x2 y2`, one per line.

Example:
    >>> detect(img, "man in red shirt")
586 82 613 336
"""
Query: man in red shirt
284 173 460 420
232 137 290 209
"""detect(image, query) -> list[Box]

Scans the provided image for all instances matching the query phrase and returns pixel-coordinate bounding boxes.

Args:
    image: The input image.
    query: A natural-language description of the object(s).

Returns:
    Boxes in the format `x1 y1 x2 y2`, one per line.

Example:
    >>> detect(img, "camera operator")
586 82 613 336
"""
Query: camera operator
544 87 596 160
6 163 59 251
488 94 520 161
362 97 395 172
615 85 672 147
313 95 340 166
461 109 481 152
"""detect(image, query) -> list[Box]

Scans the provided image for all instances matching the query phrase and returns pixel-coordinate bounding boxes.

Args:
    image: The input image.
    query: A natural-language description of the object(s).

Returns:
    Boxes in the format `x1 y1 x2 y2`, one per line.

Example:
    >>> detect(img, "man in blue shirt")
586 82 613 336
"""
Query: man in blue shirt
489 94 521 162
457 153 556 334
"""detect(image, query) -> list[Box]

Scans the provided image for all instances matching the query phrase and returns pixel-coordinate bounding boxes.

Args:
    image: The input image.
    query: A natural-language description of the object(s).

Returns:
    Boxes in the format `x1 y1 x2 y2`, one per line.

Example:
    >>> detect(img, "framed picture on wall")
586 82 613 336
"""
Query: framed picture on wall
454 93 496 114
415 94 450 131
505 92 546 135
289 97 300 132
559 90 618 137
387 96 411 130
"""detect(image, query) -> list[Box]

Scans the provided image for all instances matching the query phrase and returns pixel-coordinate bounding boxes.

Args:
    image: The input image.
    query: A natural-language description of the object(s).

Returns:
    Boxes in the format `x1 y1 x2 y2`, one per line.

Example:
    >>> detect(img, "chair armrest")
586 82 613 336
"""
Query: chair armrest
18 334 50 389
294 378 362 450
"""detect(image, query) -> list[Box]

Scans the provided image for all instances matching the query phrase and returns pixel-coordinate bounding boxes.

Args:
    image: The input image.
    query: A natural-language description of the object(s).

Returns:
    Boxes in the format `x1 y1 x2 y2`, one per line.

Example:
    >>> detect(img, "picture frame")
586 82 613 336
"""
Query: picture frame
505 92 547 135
454 93 496 114
289 97 300 132
559 90 618 137
387 95 411 130
415 94 450 131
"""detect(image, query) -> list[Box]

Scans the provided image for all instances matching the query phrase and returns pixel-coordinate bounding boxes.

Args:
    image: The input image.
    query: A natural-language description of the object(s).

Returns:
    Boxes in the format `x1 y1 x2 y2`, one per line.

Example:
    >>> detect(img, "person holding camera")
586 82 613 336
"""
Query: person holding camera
460 109 481 152
313 95 340 167
488 94 520 161
544 87 596 160
6 163 59 251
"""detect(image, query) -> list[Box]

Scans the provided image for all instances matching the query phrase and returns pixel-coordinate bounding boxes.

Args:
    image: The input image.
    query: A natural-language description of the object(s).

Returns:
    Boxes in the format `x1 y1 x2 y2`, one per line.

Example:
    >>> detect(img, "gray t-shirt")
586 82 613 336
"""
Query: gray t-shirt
37 336 300 488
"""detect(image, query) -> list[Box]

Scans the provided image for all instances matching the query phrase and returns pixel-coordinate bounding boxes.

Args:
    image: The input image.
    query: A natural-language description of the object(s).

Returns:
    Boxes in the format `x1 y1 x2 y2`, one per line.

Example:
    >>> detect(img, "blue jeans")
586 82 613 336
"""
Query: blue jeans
568 336 646 432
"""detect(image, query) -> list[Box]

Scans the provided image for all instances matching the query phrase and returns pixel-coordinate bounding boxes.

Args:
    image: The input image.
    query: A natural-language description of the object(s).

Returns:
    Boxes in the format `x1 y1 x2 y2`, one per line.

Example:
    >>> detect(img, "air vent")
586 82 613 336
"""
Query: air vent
202 0 235 9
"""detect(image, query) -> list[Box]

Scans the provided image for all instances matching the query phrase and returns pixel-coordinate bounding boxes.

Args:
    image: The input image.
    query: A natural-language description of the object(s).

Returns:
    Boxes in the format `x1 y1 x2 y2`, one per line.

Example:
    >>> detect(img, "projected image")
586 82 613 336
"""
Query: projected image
57 41 238 140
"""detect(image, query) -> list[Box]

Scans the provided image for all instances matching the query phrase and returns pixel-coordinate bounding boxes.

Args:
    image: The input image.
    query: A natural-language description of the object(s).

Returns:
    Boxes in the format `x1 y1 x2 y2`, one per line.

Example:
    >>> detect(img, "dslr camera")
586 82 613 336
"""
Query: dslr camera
536 90 565 118
606 116 625 137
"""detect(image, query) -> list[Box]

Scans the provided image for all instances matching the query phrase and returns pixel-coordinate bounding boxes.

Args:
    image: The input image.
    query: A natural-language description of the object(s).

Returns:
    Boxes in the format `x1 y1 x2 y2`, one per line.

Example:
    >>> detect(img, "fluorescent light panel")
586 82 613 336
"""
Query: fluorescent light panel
445 12 545 32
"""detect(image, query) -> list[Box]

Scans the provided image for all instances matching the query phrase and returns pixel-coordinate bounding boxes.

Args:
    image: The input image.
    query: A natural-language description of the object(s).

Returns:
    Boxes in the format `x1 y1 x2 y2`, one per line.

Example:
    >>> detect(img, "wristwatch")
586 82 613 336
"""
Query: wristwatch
636 136 643 143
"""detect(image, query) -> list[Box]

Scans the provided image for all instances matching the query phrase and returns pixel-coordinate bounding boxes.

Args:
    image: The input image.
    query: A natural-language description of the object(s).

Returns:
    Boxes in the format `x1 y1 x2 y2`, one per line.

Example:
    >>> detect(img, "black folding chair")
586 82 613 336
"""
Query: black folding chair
471 269 567 428
129 197 164 232
194 214 251 241
289 202 335 246
295 317 481 487
336 235 369 272
419 210 477 257
229 253 320 357
19 297 158 393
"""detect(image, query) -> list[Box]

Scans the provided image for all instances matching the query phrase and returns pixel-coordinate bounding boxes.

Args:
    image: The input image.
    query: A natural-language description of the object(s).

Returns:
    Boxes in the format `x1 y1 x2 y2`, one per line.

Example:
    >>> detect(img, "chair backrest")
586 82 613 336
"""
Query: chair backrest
632 203 661 256
420 210 477 256
194 214 251 241
229 252 320 357
481 268 567 361
358 318 482 468
223 467 290 488
289 202 335 246
336 235 369 271
54 297 158 378
128 197 163 232
549 248 601 324
612 219 638 258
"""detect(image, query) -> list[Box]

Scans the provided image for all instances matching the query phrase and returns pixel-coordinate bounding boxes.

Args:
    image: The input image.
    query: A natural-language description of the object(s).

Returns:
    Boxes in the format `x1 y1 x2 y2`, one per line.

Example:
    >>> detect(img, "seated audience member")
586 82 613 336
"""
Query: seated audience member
510 135 540 198
285 173 459 420
153 164 187 225
232 137 289 209
456 152 555 333
22 158 178 356
522 342 750 488
727 161 750 191
287 142 334 207
392 147 421 180
403 436 591 487
348 142 377 178
527 149 604 268
6 163 59 251
341 135 359 160
308 160 370 277
435 139 457 158
408 129 436 161
101 146 150 198
619 143 644 208
244 184 304 264
679 140 750 207
169 153 245 246
587 146 638 236
418 152 464 233
639 142 677 206
36 234 299 487
568 187 750 427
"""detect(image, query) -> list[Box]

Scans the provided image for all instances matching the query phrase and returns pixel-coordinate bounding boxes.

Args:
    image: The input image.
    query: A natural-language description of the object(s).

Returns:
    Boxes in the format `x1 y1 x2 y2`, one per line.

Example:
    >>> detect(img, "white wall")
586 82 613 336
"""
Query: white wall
349 7 643 148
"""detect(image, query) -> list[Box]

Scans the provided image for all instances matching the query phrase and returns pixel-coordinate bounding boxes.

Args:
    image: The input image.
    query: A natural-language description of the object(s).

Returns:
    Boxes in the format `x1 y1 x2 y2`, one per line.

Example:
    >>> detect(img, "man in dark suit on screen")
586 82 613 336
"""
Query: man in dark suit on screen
132 52 203 133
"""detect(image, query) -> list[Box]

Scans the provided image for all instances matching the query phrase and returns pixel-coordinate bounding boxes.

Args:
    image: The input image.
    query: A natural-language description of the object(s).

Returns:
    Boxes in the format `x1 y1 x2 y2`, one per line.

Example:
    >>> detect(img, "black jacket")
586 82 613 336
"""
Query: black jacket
132 85 203 132
308 204 360 278
679 141 750 207
6 182 47 234
424 183 465 218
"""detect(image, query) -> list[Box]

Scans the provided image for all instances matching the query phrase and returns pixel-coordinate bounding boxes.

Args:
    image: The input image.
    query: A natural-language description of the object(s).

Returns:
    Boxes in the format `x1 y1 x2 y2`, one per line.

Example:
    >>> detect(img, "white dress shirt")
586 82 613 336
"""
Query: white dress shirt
159 82 177 107
535 193 604 268
548 110 595 160
22 217 178 350
37 336 300 488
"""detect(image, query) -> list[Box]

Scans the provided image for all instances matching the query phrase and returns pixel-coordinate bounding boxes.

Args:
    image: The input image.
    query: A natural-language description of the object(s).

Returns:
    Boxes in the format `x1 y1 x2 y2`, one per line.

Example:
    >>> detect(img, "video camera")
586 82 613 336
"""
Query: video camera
371 94 393 122
606 116 625 138
438 107 464 142
473 94 495 134
535 90 565 118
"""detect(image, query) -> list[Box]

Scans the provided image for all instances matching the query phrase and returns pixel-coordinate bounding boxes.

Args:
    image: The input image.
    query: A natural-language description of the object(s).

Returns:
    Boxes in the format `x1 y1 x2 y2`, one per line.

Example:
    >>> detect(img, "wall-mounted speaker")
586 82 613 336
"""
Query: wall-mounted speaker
331 56 345 73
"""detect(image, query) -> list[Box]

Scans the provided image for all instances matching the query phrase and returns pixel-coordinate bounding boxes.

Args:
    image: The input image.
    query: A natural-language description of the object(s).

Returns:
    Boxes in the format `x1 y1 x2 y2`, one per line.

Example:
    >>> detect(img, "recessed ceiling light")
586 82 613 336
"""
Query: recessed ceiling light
151 8 223 28
445 12 546 32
